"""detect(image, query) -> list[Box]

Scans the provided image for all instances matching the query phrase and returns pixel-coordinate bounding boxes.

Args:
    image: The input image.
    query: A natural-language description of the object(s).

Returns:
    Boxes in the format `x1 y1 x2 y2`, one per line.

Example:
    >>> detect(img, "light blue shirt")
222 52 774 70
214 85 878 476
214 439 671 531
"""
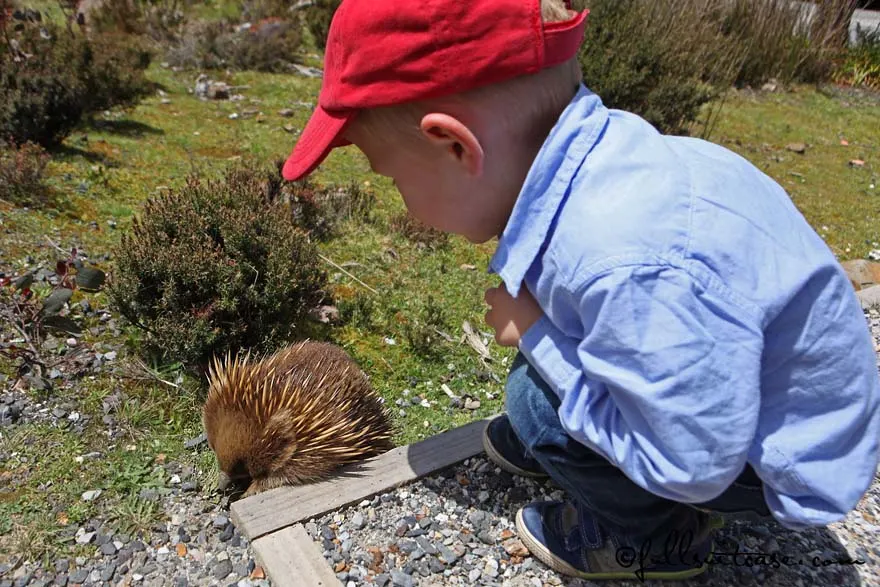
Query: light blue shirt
490 83 880 530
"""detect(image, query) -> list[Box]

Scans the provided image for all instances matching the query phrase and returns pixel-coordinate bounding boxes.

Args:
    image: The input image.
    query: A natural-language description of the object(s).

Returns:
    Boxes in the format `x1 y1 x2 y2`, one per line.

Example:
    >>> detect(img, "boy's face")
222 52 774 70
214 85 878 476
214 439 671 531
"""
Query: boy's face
343 114 515 244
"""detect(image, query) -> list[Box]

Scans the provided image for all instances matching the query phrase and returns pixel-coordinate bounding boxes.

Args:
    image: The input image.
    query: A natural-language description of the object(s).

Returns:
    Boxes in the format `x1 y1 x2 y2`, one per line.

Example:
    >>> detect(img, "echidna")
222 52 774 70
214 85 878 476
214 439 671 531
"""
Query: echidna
203 340 394 497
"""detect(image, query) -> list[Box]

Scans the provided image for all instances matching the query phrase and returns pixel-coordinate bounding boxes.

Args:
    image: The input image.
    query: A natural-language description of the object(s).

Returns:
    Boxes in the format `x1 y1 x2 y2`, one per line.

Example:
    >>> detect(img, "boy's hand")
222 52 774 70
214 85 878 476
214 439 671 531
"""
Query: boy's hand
484 282 543 347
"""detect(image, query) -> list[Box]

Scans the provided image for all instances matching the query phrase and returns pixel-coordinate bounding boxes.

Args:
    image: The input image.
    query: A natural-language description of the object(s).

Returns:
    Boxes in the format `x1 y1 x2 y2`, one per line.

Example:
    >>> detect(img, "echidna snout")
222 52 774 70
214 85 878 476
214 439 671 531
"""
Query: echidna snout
203 341 394 496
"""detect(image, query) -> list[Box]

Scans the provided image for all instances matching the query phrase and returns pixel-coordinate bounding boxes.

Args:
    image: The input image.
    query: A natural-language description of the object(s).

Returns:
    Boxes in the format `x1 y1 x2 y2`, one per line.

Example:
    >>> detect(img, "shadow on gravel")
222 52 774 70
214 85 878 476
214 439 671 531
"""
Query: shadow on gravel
440 469 864 587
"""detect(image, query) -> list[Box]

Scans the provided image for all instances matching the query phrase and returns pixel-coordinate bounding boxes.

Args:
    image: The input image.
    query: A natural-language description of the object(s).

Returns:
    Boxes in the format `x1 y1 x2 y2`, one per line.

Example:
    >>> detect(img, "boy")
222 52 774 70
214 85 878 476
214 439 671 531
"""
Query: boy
281 0 880 580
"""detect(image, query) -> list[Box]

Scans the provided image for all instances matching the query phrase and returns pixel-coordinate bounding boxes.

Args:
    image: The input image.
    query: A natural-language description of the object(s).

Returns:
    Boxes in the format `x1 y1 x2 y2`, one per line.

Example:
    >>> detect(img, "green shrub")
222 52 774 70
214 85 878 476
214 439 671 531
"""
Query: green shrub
0 141 50 206
165 18 302 72
266 168 376 241
0 21 153 147
573 0 856 135
719 0 856 87
399 295 449 360
835 23 880 89
85 0 186 42
108 162 328 372
303 0 340 51
390 212 449 250
574 0 734 135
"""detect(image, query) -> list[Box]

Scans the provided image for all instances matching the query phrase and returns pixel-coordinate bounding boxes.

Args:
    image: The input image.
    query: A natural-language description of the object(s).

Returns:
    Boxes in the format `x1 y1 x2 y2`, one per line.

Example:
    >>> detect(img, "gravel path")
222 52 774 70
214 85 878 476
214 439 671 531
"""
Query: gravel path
3 308 880 587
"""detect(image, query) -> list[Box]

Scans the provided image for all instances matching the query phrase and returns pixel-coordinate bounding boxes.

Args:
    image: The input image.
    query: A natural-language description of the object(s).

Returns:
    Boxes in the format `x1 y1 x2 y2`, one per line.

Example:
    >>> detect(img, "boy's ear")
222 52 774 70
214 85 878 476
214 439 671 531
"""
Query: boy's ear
419 113 483 176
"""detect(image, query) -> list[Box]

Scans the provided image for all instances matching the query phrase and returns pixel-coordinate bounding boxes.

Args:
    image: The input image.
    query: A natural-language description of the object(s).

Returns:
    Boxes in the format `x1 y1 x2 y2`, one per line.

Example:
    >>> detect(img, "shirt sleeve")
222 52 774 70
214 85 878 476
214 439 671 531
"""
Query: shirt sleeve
517 263 765 504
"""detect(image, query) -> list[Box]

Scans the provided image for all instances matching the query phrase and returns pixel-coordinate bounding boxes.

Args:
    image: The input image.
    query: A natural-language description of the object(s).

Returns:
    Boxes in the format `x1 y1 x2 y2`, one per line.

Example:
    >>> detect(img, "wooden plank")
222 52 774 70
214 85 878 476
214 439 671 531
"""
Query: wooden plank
232 416 490 540
251 524 340 587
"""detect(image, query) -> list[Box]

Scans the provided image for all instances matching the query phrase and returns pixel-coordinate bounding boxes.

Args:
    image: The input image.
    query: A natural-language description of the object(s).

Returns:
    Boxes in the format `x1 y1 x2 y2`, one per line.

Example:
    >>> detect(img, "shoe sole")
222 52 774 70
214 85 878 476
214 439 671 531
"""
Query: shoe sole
481 420 548 479
515 508 712 581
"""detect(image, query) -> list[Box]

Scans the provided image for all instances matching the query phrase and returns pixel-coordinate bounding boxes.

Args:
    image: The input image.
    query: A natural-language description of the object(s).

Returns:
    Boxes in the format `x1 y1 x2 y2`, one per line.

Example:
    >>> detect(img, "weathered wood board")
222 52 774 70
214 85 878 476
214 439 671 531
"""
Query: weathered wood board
251 524 341 587
231 416 490 541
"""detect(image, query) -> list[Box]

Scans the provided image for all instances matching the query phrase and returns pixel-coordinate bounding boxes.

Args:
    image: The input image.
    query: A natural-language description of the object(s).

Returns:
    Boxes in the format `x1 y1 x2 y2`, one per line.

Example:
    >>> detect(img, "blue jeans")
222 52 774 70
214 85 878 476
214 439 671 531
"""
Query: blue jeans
505 351 772 547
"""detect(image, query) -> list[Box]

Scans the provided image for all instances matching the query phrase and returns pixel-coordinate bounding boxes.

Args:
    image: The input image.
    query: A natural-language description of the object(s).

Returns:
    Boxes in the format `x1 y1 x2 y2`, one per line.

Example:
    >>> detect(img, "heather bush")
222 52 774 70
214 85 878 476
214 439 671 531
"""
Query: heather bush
573 0 856 134
84 0 186 42
302 0 340 50
165 18 302 72
108 162 328 372
0 20 153 147
0 141 50 206
265 166 376 241
390 211 449 250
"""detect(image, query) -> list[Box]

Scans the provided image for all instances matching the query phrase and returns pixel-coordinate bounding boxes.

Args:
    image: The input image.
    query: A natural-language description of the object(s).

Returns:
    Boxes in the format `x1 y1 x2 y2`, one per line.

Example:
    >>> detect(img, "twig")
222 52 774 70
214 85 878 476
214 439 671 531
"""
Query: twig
44 235 69 255
318 253 379 295
131 358 182 389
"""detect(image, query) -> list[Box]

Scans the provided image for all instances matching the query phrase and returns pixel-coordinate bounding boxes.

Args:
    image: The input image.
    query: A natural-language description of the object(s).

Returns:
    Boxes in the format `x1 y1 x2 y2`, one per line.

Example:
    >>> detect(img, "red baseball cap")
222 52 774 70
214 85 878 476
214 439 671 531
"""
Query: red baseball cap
281 0 589 182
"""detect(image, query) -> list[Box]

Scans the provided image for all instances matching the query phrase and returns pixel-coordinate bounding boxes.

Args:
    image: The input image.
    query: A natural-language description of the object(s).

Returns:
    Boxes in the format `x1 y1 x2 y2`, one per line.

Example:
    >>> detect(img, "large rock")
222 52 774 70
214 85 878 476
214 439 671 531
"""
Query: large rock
841 259 880 291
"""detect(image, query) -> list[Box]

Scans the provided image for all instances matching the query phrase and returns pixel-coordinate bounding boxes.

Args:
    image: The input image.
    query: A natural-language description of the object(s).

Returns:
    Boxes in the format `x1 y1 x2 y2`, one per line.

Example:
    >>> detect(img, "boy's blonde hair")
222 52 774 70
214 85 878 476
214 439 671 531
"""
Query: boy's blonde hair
353 0 583 151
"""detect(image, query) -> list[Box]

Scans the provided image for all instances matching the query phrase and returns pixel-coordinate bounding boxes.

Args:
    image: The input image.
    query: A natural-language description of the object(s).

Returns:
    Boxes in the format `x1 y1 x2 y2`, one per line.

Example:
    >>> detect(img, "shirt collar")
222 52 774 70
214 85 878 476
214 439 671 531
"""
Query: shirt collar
488 83 608 297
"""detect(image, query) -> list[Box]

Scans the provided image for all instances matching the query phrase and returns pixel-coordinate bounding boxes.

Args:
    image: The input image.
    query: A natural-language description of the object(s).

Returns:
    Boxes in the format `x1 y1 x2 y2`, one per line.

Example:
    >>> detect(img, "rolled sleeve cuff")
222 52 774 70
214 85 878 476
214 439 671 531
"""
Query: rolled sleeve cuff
517 314 582 400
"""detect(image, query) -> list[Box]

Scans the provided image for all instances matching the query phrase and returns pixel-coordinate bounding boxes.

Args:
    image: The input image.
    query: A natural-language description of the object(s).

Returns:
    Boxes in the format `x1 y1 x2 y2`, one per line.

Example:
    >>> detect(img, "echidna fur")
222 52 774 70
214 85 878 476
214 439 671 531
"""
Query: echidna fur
203 340 394 497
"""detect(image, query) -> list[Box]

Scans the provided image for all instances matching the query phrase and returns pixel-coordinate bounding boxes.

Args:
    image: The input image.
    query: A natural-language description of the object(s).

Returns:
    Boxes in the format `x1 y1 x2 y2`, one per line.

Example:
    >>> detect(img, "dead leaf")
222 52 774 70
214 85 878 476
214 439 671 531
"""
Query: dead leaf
154 453 167 465
57 512 69 525
841 139 849 146
460 264 476 271
176 543 187 557
250 566 266 580
850 159 866 167
461 320 492 362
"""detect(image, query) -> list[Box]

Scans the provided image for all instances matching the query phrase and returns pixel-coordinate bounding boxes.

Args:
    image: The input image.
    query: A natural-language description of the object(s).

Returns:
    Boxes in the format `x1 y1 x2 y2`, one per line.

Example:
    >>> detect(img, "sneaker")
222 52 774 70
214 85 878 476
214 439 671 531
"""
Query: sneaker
482 414 548 478
515 501 714 581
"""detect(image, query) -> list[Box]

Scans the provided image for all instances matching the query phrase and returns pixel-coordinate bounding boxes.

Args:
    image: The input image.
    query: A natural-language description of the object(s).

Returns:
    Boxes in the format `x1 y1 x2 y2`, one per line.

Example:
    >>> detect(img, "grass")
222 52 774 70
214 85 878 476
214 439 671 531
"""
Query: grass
707 85 880 260
1 53 879 566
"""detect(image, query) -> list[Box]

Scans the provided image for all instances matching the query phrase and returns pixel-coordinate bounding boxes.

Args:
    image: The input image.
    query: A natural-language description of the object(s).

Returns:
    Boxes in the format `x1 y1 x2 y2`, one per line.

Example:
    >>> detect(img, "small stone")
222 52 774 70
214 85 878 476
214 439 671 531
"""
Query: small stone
213 515 229 528
484 558 499 578
219 524 235 542
786 143 806 154
350 512 366 530
55 560 70 573
100 542 117 556
100 564 116 581
502 537 529 557
464 399 481 410
214 559 233 580
81 489 101 501
468 568 482 582
69 570 88 583
278 109 294 117
76 532 96 545
390 570 413 587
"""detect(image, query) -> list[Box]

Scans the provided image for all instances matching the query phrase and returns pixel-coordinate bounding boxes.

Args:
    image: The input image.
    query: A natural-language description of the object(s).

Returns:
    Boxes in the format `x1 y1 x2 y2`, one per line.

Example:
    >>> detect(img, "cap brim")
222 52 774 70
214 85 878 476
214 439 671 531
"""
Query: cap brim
281 106 355 181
